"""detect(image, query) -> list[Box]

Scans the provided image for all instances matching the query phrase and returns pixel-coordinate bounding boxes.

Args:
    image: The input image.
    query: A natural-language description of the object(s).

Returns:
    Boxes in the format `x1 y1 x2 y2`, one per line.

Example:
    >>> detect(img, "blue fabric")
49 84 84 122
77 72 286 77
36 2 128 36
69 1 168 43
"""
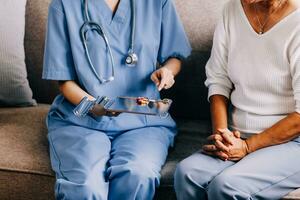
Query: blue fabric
43 0 191 199
48 118 174 200
43 0 191 131
174 137 300 200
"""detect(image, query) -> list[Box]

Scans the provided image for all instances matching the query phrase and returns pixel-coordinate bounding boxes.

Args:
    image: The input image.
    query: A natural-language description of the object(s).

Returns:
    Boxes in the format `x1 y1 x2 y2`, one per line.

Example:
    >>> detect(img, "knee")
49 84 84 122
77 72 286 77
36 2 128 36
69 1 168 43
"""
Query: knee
74 182 103 200
56 178 106 200
207 173 230 196
207 172 250 199
126 163 159 186
110 162 160 189
174 158 208 190
174 159 193 189
175 159 212 200
108 162 159 199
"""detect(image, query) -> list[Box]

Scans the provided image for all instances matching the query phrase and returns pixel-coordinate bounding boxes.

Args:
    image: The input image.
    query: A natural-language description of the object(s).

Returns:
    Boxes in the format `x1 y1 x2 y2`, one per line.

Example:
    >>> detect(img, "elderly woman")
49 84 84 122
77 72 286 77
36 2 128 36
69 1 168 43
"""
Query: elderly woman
174 0 300 199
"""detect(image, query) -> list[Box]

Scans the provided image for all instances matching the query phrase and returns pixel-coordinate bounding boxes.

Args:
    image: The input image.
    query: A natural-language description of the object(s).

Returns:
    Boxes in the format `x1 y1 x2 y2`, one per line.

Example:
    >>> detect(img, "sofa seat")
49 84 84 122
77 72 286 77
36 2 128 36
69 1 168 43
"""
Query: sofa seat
1 105 300 200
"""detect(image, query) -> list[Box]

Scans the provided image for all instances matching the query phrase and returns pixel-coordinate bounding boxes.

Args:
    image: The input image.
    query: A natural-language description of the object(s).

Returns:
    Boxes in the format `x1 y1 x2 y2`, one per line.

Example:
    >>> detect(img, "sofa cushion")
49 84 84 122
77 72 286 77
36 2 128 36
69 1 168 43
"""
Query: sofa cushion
0 105 51 175
0 0 36 107
0 105 54 200
0 171 54 200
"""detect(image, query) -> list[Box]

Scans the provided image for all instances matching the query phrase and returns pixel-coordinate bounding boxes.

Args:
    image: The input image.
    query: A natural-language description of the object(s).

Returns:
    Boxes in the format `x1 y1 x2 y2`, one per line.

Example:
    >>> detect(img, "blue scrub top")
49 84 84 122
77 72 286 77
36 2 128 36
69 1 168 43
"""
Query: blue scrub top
43 0 191 132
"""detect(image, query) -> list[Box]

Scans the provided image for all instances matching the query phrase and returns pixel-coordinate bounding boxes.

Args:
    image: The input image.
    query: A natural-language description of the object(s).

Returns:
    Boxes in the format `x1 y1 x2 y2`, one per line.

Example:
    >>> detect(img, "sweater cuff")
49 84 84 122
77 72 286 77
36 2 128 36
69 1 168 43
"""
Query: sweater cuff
208 84 231 102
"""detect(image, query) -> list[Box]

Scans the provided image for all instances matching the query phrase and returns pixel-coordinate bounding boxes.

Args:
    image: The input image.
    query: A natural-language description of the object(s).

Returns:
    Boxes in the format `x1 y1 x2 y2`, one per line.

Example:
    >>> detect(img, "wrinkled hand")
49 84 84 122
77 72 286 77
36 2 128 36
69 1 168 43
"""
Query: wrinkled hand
202 129 237 160
151 67 175 91
203 129 248 161
222 131 248 161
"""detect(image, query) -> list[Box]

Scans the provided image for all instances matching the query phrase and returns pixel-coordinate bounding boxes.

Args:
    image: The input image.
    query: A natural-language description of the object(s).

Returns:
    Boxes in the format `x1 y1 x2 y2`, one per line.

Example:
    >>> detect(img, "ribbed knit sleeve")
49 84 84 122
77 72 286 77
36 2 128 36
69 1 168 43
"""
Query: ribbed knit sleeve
204 8 232 101
288 28 300 114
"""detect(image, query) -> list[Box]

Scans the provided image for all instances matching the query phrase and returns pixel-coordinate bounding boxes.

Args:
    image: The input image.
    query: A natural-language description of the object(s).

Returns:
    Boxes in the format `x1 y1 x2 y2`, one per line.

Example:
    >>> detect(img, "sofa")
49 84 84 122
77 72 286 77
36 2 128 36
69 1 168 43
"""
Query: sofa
0 0 300 199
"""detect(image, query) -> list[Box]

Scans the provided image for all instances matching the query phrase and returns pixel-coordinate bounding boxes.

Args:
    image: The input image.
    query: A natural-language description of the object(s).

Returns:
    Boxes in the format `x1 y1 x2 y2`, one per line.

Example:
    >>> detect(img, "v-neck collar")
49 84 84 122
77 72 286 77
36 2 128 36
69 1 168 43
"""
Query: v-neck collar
99 0 128 24
238 0 300 37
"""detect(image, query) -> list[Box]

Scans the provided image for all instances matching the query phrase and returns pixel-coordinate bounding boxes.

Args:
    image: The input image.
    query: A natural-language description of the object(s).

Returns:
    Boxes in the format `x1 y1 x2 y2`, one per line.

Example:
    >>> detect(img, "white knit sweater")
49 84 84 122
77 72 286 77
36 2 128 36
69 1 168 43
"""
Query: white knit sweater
205 0 300 137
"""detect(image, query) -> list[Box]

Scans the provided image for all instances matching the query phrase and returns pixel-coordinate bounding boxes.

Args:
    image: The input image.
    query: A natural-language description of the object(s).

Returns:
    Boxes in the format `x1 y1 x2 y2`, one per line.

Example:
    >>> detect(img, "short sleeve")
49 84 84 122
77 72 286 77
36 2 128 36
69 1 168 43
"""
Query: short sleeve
157 0 192 64
204 8 233 101
42 3 76 81
288 29 300 114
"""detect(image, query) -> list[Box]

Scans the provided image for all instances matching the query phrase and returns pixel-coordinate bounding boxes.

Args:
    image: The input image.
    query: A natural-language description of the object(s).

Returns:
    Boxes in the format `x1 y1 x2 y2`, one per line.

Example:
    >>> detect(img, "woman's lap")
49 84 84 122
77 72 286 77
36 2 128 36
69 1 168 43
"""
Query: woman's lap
175 139 300 199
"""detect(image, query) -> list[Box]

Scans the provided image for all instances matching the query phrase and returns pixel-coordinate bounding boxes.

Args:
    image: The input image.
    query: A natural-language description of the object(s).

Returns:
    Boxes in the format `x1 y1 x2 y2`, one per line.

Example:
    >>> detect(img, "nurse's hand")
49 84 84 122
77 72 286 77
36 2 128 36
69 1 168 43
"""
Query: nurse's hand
106 111 121 117
151 67 175 91
90 104 120 117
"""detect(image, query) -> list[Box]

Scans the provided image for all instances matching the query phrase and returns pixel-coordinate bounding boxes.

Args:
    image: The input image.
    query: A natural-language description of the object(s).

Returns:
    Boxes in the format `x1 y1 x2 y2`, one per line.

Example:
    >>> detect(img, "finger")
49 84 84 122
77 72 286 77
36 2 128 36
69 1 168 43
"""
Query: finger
215 151 229 161
202 144 218 152
158 77 168 91
201 149 217 157
233 130 241 138
222 133 234 145
164 79 175 89
202 149 219 157
105 111 121 117
221 131 234 145
151 72 160 86
217 128 233 136
228 156 241 161
112 112 121 117
106 111 112 116
151 74 160 86
215 140 230 153
203 150 228 161
202 150 216 157
207 134 223 142
163 83 172 90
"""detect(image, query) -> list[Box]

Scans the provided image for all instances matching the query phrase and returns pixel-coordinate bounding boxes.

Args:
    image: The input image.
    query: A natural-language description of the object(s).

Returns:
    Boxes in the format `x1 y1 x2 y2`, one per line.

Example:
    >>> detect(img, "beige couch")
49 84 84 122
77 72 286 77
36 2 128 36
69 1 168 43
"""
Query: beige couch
1 0 300 199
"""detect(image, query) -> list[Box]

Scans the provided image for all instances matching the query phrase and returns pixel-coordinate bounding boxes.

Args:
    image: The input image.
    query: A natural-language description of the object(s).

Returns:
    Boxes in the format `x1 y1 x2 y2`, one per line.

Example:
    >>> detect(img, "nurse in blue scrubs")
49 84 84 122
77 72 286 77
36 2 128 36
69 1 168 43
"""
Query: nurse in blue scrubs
42 0 191 199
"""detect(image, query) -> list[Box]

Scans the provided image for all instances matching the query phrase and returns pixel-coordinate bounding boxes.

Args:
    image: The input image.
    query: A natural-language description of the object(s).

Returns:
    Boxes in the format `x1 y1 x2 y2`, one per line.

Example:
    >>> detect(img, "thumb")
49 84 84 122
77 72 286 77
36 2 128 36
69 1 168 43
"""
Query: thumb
217 128 232 135
233 130 241 138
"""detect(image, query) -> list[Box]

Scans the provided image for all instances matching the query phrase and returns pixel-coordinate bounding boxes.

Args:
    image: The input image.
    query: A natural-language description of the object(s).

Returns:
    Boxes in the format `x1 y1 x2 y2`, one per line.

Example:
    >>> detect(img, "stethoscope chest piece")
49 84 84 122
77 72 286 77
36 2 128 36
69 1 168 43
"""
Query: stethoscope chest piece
126 52 138 67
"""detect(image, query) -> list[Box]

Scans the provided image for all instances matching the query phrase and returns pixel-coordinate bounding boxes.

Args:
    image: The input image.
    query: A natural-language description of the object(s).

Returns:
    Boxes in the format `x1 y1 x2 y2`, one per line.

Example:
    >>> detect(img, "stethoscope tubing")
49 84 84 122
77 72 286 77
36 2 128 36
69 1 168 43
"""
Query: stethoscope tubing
81 0 136 84
129 0 136 53
81 23 115 83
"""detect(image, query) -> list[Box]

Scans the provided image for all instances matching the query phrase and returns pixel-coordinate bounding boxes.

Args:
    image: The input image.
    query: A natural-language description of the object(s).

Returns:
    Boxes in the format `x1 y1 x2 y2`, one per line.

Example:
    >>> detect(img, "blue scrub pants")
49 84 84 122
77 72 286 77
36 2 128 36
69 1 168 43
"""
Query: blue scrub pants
174 137 300 200
48 121 173 200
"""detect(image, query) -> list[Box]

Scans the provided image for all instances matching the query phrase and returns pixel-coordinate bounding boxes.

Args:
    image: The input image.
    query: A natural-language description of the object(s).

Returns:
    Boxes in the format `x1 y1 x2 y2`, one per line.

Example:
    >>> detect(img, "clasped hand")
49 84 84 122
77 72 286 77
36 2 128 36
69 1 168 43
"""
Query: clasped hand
202 129 249 161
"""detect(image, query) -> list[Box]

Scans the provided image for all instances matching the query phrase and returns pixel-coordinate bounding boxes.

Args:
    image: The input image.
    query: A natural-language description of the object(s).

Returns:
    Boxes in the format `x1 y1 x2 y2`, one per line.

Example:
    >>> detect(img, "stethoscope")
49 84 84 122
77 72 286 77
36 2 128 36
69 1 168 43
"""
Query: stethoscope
80 0 138 84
